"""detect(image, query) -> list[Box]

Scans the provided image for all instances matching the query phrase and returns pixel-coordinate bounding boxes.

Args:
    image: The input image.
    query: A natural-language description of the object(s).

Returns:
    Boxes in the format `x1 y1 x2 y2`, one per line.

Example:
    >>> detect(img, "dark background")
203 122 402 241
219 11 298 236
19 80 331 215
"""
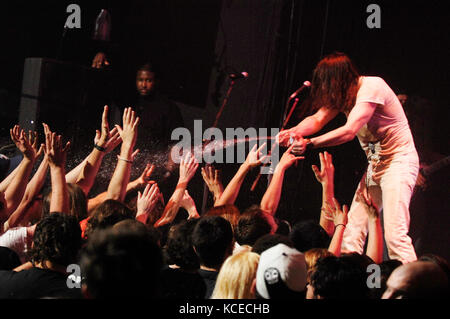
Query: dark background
0 0 448 260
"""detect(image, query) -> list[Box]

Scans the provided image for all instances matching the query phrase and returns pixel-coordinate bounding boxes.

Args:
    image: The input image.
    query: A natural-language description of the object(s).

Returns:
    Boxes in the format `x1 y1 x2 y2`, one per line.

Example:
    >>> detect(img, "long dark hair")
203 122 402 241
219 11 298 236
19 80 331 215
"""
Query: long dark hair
310 52 360 113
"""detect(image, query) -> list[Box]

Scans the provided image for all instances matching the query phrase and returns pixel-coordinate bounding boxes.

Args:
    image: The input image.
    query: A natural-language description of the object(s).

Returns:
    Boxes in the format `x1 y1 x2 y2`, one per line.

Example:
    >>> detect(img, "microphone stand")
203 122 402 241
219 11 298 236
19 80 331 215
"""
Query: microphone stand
201 79 236 214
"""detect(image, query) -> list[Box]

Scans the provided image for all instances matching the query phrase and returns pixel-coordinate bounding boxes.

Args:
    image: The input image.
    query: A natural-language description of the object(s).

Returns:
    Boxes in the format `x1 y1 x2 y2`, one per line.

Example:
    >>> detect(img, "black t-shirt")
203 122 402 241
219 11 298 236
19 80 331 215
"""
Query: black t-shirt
159 266 206 299
197 268 218 299
134 92 184 151
0 267 82 299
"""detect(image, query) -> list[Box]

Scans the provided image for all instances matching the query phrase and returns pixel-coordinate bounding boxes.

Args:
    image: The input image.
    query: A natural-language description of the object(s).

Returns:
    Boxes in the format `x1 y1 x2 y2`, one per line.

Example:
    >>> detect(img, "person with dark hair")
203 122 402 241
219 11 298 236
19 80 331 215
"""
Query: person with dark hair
289 220 331 253
369 259 402 299
278 52 420 264
308 254 370 299
382 260 449 299
83 199 134 239
234 206 275 248
251 233 294 255
159 219 205 299
133 62 184 151
191 216 234 299
0 213 83 298
80 224 163 299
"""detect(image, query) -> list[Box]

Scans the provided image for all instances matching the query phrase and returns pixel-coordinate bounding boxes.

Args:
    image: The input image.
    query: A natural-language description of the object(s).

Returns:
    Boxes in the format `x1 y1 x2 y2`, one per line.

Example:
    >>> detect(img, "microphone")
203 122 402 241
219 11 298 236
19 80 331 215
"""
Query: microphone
289 81 311 99
229 72 249 80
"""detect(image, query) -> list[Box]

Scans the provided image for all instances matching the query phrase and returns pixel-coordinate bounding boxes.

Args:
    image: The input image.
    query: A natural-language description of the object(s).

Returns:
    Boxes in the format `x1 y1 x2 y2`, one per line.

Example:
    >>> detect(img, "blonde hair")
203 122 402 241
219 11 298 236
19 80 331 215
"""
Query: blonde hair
305 248 333 281
211 251 260 299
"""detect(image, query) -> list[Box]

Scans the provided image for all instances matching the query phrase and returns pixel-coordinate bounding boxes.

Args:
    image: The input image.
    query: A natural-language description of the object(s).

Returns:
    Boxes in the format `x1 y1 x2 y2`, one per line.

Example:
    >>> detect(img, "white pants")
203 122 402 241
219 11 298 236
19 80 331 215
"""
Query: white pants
341 152 419 264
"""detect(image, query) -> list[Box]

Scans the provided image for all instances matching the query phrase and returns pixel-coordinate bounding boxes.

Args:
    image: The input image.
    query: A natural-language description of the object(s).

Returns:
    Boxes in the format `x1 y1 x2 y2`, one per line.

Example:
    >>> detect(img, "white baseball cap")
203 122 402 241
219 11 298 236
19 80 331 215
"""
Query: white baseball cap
256 243 307 299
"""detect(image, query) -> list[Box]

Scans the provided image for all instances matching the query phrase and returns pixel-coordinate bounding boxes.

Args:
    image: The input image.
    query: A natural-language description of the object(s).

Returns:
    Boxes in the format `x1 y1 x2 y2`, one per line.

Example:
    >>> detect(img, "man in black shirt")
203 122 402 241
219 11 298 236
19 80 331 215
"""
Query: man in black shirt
134 62 184 151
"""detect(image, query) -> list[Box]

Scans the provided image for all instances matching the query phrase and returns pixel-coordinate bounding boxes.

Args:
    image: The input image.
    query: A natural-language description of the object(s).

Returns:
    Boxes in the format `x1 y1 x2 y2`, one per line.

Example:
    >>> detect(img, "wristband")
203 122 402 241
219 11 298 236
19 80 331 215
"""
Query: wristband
117 155 133 163
94 144 106 152
335 224 346 229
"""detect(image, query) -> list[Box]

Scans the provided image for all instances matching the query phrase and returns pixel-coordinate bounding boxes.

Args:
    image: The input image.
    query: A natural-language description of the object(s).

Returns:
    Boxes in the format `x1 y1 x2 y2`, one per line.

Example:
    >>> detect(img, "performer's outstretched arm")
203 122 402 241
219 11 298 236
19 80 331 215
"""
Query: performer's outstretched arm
277 106 339 146
308 102 377 148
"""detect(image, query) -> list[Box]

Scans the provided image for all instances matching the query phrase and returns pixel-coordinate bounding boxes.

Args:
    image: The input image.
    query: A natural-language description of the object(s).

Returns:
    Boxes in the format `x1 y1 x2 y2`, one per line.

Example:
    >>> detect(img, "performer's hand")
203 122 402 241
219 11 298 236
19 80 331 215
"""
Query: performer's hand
291 137 307 155
276 130 295 147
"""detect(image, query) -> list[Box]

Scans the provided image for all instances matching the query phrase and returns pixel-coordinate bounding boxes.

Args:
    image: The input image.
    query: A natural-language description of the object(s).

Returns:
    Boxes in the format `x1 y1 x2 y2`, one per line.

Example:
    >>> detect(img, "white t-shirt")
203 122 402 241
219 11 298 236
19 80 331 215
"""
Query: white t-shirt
0 227 29 263
348 76 418 181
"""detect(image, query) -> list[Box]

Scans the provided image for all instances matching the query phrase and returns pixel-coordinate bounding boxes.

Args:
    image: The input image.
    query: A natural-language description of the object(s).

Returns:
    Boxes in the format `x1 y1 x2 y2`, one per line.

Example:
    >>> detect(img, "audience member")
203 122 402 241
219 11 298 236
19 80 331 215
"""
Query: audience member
80 224 163 298
289 220 330 253
0 213 82 298
211 251 260 299
307 254 371 299
251 233 294 255
255 243 307 299
191 216 234 299
160 219 205 299
382 260 449 299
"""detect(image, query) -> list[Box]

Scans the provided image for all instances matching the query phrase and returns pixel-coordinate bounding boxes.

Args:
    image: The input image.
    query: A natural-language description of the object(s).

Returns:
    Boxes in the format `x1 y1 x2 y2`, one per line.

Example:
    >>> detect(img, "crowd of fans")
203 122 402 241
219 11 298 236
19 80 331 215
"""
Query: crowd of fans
0 105 448 299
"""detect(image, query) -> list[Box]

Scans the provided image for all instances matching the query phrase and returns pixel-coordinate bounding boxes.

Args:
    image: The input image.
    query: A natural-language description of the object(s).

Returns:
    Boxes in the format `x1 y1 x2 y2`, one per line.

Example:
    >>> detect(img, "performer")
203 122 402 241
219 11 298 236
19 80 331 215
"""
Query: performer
278 52 419 263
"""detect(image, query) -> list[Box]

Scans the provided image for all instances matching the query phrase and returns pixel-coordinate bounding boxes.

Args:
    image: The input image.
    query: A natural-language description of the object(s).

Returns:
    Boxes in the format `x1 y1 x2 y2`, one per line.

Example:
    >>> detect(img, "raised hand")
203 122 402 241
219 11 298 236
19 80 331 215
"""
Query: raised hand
179 152 199 184
136 183 160 220
43 123 70 167
323 197 349 227
244 143 269 168
10 126 37 161
180 190 200 220
201 165 223 201
357 187 380 220
138 163 155 185
312 152 334 186
115 107 140 151
277 143 304 171
94 105 122 153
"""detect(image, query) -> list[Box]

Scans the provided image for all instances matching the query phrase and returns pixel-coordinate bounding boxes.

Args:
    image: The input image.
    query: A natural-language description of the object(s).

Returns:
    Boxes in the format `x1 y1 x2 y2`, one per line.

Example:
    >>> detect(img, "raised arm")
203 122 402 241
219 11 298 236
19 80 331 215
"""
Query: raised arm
87 163 154 213
324 198 349 256
1 127 39 220
311 152 336 237
44 124 71 214
358 188 383 264
106 107 139 202
4 148 48 231
215 143 268 207
66 106 121 196
201 165 224 205
154 152 198 227
136 183 160 225
179 190 200 220
260 144 304 216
